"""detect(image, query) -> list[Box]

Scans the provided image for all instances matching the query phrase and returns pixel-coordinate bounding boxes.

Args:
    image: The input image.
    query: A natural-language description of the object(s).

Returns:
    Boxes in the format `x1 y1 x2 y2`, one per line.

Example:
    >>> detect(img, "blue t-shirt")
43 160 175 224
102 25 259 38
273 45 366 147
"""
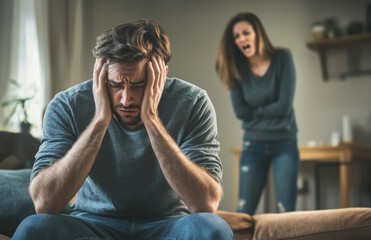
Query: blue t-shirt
230 50 298 141
32 77 222 218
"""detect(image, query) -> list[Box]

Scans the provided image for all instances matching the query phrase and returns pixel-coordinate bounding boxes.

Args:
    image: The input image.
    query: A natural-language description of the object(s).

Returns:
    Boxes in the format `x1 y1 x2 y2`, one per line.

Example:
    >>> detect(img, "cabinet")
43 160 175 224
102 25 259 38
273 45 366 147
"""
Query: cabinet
306 33 371 81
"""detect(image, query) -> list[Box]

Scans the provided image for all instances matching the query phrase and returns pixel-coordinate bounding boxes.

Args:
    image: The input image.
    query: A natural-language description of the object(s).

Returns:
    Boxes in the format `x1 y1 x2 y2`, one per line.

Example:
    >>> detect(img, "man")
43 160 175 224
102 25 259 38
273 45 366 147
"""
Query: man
13 20 234 239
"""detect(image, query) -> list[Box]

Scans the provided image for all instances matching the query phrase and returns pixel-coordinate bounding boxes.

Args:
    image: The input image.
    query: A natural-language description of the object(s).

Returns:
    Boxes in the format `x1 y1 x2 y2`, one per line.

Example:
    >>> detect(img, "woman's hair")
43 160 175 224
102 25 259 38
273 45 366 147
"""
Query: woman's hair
215 12 277 89
93 19 171 64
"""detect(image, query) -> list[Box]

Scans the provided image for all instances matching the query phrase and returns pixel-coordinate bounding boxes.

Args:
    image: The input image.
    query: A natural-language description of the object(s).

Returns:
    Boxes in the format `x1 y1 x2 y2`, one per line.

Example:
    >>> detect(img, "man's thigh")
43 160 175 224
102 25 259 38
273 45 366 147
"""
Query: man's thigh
12 212 234 240
138 213 234 240
12 213 122 240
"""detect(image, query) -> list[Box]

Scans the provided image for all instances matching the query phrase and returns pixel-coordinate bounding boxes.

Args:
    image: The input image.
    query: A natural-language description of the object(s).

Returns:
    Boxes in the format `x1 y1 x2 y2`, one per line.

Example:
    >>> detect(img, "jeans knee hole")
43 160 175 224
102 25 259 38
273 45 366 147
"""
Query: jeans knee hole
238 199 246 208
277 201 286 213
241 166 249 172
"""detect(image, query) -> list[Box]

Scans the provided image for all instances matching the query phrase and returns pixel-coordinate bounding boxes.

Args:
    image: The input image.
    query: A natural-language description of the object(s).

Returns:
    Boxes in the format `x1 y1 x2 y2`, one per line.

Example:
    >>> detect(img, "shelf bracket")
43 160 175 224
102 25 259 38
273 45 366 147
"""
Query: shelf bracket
318 49 328 81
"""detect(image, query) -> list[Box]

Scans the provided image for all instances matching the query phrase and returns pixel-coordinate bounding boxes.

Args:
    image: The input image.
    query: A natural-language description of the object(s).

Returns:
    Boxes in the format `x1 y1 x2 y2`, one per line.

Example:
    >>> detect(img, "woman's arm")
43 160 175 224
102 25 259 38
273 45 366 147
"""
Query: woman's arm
255 52 296 118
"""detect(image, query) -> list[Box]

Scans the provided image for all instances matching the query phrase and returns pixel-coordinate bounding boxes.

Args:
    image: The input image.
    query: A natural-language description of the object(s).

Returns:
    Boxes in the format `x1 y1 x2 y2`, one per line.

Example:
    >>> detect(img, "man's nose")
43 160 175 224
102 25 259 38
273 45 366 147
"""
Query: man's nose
120 88 135 107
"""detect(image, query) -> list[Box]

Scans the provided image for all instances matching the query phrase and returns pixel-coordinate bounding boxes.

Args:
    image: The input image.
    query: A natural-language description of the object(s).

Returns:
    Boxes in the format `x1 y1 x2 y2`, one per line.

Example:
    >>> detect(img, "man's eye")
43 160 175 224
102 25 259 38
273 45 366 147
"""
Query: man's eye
110 84 123 89
130 82 146 88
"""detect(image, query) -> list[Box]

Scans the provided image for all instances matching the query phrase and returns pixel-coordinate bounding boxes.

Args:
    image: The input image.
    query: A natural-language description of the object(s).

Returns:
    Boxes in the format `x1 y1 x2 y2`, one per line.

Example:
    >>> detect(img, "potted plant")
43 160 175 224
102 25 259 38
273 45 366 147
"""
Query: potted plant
1 79 35 134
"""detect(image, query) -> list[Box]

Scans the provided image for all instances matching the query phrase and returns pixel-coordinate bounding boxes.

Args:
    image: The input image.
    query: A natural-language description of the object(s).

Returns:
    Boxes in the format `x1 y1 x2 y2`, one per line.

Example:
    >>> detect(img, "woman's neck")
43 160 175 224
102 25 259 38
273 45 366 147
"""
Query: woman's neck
248 54 270 67
248 54 271 77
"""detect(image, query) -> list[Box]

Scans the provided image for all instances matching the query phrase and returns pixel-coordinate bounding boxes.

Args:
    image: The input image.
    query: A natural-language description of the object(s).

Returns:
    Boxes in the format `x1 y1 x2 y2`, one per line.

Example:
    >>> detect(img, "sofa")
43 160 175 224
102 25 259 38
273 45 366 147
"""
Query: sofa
1 132 371 239
1 168 371 239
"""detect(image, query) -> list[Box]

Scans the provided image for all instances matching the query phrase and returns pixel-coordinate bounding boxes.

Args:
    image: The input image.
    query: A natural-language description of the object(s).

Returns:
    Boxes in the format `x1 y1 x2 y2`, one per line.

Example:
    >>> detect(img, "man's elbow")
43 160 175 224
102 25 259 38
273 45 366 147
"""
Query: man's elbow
29 185 60 215
190 189 222 213
31 193 59 215
189 200 220 213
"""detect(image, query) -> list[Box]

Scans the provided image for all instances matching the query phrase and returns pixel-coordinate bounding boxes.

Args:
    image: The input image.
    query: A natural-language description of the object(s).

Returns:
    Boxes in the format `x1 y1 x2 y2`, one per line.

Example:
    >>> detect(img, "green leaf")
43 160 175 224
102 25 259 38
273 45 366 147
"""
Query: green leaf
3 104 18 125
10 79 21 87
2 78 37 126
2 99 17 107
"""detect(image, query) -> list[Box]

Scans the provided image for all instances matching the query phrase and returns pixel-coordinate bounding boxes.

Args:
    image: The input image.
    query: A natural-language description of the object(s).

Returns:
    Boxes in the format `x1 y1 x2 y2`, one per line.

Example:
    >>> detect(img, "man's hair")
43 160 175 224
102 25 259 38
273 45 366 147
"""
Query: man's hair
93 19 171 64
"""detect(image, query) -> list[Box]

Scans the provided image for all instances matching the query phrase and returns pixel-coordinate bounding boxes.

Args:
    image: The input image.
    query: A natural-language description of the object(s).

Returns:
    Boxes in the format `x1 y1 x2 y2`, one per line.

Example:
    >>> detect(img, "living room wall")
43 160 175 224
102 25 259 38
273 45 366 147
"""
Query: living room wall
2 0 371 213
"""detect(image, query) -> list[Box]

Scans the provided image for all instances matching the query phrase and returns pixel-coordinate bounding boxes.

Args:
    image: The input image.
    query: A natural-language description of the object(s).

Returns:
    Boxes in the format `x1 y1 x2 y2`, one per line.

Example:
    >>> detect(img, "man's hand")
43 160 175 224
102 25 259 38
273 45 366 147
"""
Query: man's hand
93 57 112 126
141 56 168 125
29 58 114 215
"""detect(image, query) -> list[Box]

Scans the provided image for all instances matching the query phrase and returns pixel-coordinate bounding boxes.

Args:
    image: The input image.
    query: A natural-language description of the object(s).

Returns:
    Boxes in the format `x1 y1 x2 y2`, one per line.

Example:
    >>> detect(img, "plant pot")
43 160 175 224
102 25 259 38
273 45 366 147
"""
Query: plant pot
20 122 31 134
312 24 326 40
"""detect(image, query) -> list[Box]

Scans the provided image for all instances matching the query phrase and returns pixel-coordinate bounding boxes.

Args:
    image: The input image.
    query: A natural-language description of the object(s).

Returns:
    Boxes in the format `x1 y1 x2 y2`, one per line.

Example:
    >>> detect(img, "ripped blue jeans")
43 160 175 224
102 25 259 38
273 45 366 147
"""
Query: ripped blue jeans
237 138 300 215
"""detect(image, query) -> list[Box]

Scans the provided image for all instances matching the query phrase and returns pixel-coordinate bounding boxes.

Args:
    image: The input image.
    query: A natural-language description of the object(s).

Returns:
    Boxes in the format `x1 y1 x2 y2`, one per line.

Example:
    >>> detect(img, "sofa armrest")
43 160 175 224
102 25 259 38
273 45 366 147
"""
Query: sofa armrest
216 210 254 240
253 208 371 240
0 234 10 240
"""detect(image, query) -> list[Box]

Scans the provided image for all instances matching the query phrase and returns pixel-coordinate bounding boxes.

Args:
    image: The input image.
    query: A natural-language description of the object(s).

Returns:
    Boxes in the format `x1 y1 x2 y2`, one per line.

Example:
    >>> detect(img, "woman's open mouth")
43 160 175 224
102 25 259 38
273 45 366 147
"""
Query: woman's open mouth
242 44 251 51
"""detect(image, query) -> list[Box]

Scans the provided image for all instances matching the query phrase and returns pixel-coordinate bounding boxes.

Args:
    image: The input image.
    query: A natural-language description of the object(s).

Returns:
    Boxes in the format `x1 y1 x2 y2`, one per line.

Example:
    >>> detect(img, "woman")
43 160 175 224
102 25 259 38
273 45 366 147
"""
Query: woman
215 12 300 215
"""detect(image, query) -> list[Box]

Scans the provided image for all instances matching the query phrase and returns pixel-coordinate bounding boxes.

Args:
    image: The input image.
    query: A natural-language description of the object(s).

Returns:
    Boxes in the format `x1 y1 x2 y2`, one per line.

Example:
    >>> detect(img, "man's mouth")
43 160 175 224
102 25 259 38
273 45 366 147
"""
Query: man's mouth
117 108 139 116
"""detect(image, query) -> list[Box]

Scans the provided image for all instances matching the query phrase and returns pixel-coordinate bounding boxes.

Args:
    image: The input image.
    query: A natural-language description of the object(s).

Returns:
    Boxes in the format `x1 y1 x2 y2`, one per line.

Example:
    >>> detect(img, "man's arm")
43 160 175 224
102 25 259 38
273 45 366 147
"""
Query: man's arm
141 56 223 213
29 58 112 214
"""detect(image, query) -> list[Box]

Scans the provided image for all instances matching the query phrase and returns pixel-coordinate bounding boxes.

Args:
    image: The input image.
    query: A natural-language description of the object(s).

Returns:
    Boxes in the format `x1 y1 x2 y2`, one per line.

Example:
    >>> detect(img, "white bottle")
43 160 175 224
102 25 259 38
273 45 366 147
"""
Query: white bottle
342 115 353 143
331 131 340 146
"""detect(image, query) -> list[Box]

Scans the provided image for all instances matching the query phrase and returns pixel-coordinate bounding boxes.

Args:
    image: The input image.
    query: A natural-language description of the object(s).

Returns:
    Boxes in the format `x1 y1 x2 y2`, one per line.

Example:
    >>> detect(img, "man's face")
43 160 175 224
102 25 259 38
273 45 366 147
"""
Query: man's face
106 59 147 130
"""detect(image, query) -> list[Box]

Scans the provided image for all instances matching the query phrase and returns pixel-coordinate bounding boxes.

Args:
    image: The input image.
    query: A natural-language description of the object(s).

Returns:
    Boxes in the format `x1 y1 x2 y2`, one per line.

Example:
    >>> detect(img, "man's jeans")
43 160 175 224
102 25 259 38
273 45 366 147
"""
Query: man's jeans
12 212 234 239
237 138 300 215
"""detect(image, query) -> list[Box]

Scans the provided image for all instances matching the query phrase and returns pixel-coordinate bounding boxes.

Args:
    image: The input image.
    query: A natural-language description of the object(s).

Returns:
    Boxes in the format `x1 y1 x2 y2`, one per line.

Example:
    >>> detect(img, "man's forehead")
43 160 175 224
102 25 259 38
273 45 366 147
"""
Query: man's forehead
108 62 143 73
107 60 147 81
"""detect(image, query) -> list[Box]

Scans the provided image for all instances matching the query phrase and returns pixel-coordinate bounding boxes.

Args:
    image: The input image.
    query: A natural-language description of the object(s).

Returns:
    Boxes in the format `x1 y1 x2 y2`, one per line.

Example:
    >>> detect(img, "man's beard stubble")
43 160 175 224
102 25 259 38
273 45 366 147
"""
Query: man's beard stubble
113 104 142 129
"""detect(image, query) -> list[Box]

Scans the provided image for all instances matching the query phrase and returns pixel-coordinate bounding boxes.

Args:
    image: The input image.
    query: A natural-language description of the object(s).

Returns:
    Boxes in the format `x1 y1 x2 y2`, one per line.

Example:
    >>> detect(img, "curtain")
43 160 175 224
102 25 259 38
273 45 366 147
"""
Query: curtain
9 0 50 136
0 0 14 129
47 0 84 97
0 0 84 136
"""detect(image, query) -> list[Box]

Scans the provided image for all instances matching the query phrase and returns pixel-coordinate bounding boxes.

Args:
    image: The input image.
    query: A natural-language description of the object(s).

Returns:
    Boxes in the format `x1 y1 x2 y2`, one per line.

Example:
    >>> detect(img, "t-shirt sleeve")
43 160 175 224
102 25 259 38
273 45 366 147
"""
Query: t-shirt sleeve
31 94 77 181
179 91 223 183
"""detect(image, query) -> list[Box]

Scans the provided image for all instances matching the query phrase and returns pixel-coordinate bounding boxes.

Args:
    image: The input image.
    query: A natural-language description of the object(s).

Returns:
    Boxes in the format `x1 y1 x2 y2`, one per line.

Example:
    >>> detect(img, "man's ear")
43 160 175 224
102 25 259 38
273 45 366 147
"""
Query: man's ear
165 65 169 74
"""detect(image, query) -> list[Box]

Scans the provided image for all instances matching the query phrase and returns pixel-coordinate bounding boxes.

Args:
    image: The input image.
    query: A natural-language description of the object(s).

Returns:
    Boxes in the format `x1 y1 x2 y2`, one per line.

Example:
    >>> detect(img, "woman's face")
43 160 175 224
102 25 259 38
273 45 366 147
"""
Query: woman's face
232 21 256 58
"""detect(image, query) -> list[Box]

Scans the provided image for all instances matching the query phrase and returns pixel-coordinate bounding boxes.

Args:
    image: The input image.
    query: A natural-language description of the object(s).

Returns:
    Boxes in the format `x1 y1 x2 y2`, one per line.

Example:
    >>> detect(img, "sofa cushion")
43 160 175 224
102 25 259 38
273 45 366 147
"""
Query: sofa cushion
0 169 72 237
0 169 35 236
253 208 371 240
216 210 254 240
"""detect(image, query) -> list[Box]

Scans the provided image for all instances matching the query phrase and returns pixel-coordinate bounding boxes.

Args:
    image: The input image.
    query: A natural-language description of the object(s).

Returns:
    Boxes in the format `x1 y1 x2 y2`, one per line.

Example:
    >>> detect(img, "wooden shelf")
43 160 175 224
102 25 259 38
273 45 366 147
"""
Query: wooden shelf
306 33 371 81
307 33 371 50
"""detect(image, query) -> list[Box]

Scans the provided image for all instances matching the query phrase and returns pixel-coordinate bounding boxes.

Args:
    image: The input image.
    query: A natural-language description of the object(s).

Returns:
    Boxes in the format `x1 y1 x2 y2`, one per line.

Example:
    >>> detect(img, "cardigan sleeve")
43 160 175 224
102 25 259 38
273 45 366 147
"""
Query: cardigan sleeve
258 51 296 118
229 83 257 120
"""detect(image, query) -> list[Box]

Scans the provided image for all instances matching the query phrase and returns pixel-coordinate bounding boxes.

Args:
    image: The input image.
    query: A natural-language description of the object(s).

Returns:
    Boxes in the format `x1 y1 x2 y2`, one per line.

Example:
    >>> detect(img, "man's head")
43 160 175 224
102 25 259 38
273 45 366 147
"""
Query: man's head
92 20 171 130
93 19 171 65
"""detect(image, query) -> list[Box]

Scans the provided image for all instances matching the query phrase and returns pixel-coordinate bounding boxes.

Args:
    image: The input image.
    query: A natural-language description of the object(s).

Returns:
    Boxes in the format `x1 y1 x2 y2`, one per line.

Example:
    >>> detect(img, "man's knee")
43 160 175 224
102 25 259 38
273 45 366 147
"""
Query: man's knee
179 213 234 239
13 214 61 239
